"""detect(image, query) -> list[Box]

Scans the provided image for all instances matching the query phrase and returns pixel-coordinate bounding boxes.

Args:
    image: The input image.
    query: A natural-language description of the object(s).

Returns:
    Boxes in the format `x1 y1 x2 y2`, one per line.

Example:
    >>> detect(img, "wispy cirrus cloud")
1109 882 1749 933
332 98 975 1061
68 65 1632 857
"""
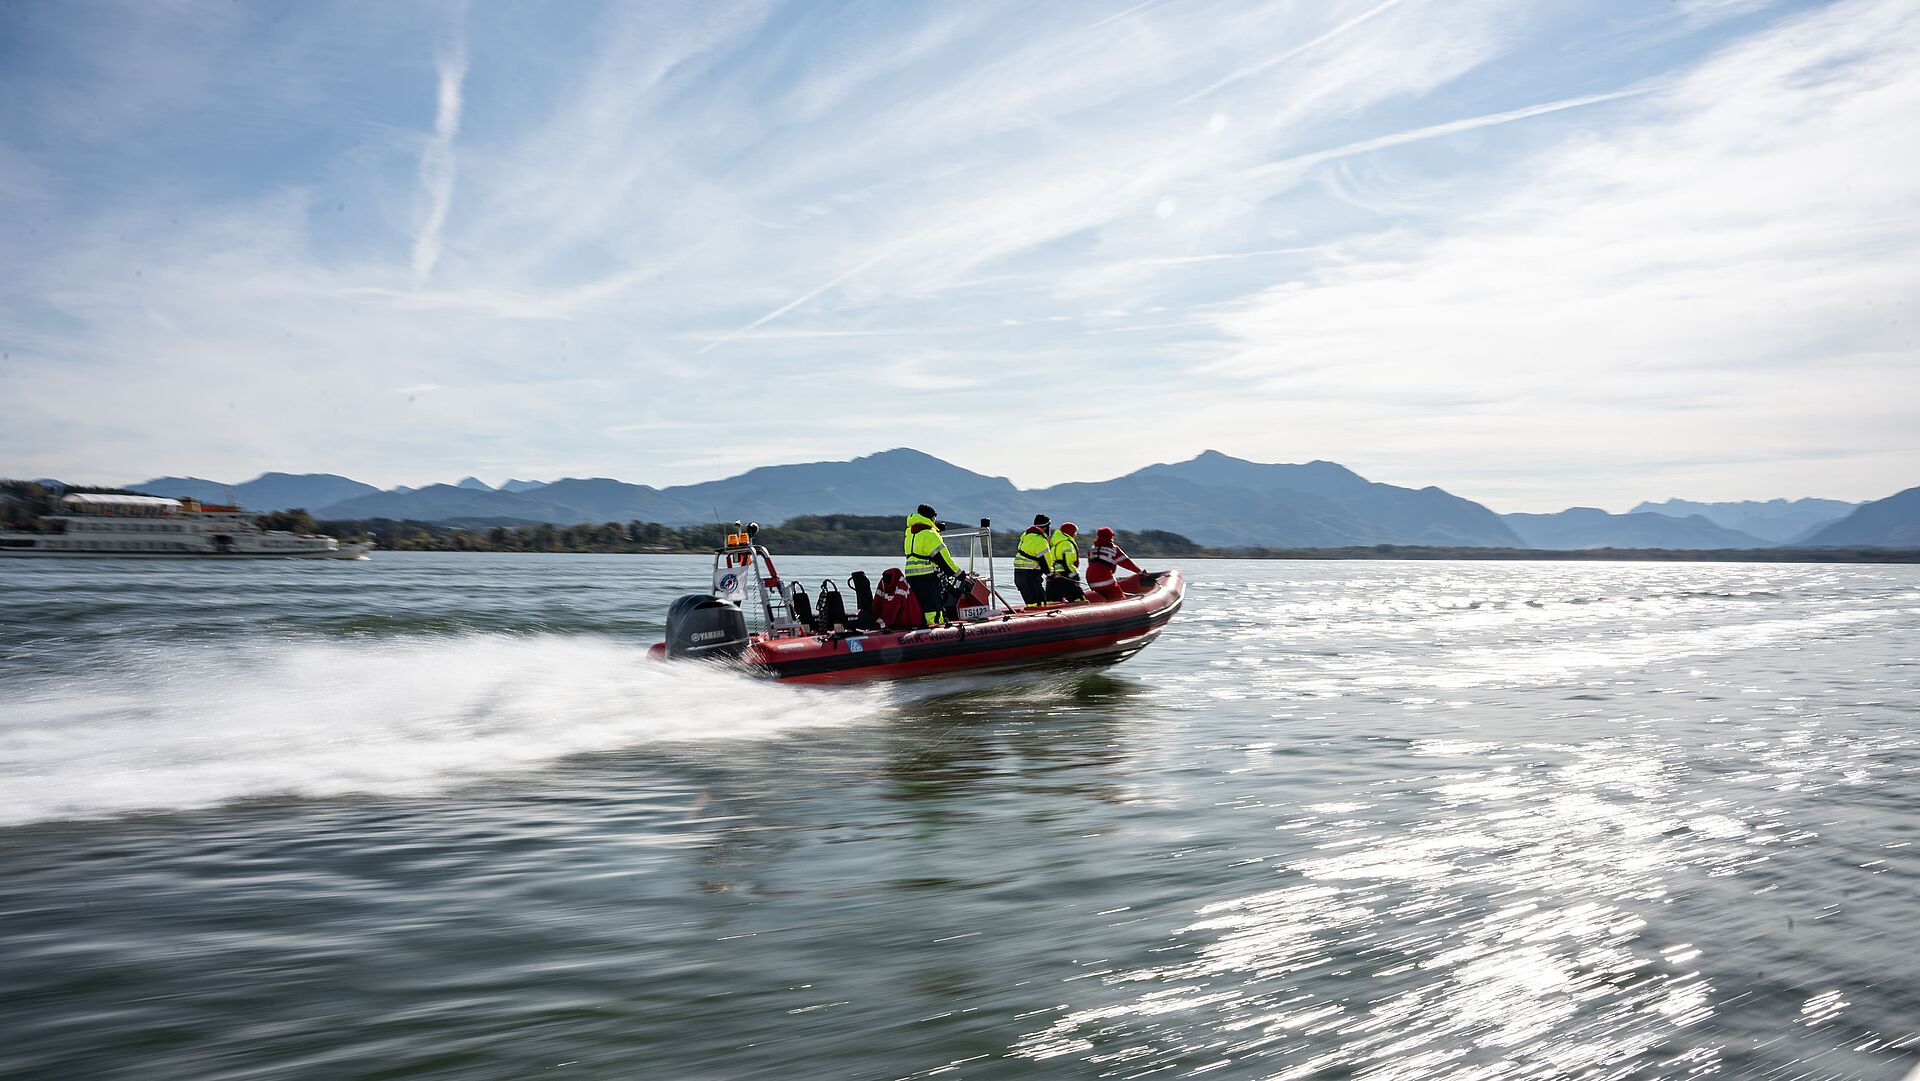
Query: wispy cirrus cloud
1179 0 1411 104
411 15 468 284
1194 0 1920 508
1 0 1912 509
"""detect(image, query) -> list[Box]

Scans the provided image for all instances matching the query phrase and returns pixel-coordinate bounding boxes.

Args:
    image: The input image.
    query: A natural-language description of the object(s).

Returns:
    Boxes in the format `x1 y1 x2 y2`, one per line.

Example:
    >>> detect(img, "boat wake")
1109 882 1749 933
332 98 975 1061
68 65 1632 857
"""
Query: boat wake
0 634 889 827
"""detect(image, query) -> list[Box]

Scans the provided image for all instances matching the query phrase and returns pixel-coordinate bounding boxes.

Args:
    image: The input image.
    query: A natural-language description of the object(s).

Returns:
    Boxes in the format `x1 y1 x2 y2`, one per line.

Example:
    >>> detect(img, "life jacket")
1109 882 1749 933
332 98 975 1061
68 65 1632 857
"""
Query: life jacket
873 568 922 627
1013 526 1053 571
903 513 951 577
1086 542 1132 587
1049 529 1079 577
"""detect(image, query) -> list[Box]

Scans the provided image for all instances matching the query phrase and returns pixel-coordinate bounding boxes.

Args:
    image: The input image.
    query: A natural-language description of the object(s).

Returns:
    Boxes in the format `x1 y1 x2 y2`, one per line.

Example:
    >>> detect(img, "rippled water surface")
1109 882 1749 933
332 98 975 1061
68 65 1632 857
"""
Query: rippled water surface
2 554 1916 1079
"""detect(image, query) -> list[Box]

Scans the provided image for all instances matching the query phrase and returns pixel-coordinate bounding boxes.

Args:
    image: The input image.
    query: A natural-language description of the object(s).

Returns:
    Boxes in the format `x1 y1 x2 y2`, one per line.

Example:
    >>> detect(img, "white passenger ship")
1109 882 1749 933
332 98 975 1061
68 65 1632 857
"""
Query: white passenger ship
0 493 372 559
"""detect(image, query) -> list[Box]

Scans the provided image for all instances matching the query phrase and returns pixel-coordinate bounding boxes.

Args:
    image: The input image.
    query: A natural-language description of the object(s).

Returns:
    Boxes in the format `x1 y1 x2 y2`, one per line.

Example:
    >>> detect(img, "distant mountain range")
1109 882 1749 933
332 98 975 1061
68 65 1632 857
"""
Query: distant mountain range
77 450 1917 550
1630 497 1859 544
1502 508 1773 550
1800 486 1920 547
1052 451 1522 547
278 449 1526 549
134 472 381 511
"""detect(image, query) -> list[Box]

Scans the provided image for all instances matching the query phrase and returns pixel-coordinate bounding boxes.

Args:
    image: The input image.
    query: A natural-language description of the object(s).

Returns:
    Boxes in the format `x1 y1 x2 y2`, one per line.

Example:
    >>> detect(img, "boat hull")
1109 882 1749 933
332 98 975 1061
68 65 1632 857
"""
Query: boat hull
738 571 1184 684
0 546 371 560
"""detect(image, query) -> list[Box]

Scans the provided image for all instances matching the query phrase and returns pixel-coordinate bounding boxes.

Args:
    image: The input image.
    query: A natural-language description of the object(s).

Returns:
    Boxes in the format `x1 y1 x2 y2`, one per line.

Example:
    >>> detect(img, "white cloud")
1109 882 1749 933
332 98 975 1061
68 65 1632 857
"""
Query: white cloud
2 0 1914 507
411 19 468 284
1190 0 1920 508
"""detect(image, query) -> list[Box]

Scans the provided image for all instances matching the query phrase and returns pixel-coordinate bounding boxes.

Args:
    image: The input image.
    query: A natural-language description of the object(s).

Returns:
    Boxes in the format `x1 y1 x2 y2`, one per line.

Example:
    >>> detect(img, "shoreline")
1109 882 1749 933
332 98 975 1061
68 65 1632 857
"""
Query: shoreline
343 547 1920 564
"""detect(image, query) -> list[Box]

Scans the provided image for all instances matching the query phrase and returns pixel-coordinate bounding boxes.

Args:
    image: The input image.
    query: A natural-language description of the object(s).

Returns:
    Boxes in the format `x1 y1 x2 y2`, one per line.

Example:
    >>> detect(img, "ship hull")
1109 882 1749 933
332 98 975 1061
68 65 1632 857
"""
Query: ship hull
0 545 371 560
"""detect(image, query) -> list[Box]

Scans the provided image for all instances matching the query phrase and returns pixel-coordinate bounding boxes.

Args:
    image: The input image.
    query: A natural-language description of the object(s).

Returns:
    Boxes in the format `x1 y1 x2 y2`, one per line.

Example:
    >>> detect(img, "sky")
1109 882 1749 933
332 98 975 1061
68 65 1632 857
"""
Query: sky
1 0 1916 512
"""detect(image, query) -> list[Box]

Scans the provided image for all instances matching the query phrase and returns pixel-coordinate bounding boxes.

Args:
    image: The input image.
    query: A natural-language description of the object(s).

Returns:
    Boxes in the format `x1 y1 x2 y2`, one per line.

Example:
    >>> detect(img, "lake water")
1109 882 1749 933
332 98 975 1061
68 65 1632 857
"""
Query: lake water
2 553 1916 1080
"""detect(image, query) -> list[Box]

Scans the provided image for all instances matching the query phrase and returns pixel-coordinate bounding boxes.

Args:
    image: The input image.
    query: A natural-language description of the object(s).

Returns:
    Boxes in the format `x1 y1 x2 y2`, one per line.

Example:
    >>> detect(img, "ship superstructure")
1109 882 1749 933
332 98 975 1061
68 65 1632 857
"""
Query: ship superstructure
0 494 371 559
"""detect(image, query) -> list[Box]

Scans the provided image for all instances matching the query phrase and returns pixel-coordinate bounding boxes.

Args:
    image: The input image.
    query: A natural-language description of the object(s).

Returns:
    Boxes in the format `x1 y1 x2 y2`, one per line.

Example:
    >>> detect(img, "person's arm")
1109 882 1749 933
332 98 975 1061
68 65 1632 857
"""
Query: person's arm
1117 546 1143 574
936 538 962 576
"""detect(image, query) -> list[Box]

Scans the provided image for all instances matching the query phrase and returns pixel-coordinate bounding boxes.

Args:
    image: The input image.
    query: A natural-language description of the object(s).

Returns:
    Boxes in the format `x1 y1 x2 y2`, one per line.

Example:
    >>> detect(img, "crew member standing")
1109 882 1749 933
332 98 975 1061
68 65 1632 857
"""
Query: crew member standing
1085 526 1145 601
1045 521 1084 603
1013 513 1055 607
903 504 964 625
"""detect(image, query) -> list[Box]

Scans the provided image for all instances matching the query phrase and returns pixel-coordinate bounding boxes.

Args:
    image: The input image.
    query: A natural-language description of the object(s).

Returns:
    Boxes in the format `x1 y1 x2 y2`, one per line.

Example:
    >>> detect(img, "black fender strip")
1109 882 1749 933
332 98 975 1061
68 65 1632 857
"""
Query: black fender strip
765 592 1183 679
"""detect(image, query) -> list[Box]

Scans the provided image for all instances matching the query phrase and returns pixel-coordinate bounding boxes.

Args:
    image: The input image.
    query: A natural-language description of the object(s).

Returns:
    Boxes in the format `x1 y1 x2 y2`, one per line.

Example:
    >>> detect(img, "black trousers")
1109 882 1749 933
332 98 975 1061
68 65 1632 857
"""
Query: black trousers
907 572 945 624
1013 568 1047 606
1045 575 1085 603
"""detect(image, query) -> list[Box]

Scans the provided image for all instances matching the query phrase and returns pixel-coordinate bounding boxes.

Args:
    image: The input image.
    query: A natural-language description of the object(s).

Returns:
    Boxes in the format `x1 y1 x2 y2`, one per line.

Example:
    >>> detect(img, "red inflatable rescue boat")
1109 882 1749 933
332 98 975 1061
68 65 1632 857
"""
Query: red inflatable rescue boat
648 519 1184 684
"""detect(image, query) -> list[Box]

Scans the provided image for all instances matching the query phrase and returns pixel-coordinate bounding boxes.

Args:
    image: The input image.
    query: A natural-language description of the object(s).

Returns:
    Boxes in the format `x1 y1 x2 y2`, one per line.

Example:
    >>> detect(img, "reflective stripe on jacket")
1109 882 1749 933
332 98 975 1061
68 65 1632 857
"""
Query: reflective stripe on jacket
1086 543 1140 585
1013 527 1054 571
903 512 957 577
1049 530 1079 577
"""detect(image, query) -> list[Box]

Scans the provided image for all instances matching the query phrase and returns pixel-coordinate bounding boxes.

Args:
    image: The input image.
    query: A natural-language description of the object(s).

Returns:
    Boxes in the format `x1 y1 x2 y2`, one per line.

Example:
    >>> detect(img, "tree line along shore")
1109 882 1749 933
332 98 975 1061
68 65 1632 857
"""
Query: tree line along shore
4 484 1914 563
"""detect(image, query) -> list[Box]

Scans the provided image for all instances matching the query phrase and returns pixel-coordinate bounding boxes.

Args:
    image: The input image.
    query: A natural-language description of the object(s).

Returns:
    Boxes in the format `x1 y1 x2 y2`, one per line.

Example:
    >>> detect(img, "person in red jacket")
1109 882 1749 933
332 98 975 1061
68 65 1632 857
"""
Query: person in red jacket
1085 526 1145 601
872 567 923 629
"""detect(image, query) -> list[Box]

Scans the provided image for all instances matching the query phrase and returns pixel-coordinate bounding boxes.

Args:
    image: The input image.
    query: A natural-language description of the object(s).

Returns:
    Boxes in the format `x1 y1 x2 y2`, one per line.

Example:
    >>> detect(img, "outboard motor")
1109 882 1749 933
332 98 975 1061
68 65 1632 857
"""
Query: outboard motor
664 594 749 660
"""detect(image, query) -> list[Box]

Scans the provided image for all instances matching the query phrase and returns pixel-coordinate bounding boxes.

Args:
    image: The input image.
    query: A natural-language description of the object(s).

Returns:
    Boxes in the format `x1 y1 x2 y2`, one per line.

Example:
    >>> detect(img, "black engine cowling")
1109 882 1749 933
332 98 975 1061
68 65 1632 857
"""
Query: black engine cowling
664 594 749 660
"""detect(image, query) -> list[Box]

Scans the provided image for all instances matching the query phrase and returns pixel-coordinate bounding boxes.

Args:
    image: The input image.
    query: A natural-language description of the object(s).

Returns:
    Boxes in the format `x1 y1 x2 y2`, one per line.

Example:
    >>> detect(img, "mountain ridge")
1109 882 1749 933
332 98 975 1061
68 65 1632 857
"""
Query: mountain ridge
133 472 380 511
1503 508 1771 550
122 449 1519 547
1800 487 1920 547
104 451 1914 550
1630 496 1857 543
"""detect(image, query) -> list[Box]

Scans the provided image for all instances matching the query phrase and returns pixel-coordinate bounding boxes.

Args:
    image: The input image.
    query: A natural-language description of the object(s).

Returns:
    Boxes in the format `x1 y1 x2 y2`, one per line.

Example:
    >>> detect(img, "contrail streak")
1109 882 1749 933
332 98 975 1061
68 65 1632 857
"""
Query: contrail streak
1250 87 1647 179
411 21 468 285
697 236 918 354
1180 0 1409 104
1088 0 1161 31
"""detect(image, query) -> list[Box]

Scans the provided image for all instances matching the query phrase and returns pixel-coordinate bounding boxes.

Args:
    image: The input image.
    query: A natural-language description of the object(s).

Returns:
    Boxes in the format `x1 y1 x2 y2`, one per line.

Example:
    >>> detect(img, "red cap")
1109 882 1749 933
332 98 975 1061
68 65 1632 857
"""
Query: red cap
1095 526 1114 542
1060 522 1077 535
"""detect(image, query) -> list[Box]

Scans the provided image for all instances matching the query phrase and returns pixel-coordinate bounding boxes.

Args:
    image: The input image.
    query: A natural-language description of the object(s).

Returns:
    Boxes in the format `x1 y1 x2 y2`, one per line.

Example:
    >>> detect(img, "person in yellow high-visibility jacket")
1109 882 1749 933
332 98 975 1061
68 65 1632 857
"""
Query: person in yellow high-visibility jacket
1045 522 1085 603
904 504 963 625
1013 513 1055 607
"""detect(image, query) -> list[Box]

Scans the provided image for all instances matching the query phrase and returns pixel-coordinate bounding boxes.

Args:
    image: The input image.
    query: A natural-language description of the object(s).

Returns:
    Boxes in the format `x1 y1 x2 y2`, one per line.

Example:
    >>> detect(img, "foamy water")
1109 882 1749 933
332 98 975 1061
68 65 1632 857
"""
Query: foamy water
1 634 886 826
